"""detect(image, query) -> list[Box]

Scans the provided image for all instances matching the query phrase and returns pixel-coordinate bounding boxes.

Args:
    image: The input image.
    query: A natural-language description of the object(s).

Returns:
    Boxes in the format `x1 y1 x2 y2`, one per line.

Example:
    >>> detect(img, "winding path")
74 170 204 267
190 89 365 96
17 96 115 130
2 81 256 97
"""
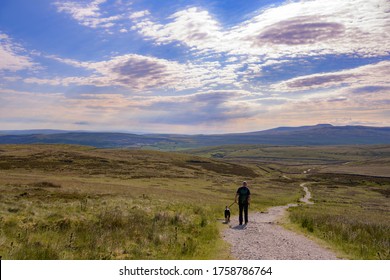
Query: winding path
222 183 338 260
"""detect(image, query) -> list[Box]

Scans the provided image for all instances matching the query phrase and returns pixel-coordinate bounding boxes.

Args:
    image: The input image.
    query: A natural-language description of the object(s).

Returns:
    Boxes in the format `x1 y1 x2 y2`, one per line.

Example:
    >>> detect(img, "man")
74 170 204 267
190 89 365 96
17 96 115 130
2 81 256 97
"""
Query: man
235 181 251 225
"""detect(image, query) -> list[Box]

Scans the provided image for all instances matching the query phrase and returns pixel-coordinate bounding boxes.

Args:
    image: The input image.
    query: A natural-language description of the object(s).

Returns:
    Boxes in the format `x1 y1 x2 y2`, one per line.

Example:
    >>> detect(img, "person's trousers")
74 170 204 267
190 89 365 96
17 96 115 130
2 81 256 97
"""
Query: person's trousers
238 203 249 224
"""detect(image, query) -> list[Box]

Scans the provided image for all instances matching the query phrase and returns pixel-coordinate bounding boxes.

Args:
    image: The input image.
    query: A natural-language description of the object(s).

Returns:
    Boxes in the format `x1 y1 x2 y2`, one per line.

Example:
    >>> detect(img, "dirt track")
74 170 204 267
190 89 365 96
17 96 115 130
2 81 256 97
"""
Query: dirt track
222 183 339 260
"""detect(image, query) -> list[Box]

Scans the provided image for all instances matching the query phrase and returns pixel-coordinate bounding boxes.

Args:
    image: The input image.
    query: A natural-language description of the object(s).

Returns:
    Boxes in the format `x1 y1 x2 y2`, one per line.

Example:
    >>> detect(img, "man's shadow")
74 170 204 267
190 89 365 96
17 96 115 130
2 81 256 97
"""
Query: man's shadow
231 224 247 230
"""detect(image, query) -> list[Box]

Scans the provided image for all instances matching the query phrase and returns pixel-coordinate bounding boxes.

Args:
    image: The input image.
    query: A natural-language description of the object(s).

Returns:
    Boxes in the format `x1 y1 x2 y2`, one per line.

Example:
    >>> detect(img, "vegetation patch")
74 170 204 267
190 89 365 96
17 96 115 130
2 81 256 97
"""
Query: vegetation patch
289 174 390 259
1 144 389 260
0 144 294 259
0 186 222 259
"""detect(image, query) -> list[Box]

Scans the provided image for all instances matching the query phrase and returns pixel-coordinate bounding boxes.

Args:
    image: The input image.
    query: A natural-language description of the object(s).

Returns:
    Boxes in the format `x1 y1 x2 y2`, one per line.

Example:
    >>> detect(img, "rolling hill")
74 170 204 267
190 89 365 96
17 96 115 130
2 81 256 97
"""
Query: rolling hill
0 124 389 148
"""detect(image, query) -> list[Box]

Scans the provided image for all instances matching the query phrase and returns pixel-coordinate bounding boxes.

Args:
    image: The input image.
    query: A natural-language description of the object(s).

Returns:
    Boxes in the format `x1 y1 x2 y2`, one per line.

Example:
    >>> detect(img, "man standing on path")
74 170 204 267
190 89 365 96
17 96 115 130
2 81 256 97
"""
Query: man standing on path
235 181 251 225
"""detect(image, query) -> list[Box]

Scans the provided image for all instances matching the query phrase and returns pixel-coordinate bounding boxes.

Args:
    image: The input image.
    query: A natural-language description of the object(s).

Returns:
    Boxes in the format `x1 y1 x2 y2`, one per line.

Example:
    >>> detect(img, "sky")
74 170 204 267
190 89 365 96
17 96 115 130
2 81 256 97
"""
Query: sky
0 0 389 134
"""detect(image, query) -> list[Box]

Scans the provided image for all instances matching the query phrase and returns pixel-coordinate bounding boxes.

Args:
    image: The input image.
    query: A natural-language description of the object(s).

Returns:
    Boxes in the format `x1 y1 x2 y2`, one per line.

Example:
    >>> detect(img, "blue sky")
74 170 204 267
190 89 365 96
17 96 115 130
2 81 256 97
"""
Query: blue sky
0 0 389 134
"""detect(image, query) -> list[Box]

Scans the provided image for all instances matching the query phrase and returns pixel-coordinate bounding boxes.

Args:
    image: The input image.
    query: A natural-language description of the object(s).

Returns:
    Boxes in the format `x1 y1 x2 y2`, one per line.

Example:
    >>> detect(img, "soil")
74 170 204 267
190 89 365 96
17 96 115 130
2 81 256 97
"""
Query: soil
222 183 339 260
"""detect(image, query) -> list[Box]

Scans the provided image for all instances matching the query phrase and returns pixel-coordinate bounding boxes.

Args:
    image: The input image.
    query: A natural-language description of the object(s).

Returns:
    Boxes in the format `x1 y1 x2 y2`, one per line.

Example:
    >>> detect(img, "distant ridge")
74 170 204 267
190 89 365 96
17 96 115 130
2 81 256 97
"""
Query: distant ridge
246 124 334 135
0 124 389 148
0 132 174 148
0 129 71 135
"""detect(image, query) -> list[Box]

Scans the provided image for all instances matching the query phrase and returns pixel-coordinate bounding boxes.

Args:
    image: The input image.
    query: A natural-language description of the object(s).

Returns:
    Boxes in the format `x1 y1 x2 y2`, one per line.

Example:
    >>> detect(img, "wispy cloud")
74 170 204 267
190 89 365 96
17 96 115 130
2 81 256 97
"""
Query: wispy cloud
0 33 35 72
54 0 121 29
129 10 150 20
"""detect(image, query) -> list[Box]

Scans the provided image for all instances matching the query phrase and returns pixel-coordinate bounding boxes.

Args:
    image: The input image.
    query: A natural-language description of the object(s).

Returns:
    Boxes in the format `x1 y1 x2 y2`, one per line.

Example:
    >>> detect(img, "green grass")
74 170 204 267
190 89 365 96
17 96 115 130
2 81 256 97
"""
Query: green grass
0 189 222 259
288 174 390 259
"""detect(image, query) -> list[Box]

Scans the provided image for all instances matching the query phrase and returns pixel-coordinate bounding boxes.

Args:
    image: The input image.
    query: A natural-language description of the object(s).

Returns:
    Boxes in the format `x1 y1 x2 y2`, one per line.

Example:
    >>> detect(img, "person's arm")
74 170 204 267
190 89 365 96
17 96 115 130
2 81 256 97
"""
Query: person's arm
235 192 239 204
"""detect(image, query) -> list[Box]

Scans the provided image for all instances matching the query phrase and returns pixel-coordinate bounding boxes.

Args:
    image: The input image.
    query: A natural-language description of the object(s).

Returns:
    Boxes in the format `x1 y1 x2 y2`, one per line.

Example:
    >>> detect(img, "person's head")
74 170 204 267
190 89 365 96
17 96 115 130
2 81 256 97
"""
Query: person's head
243 181 247 187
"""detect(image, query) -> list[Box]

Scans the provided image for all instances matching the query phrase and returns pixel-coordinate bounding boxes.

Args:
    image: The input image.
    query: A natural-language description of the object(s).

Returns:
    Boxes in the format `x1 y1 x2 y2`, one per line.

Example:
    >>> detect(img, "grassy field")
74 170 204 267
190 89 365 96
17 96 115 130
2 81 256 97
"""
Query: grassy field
1 144 389 260
288 173 389 259
0 144 301 260
185 144 390 259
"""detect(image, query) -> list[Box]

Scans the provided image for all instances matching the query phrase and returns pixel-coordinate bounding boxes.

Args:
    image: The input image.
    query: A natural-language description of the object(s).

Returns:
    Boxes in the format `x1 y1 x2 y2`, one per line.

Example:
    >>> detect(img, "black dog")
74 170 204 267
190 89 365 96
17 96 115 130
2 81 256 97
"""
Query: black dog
224 206 231 223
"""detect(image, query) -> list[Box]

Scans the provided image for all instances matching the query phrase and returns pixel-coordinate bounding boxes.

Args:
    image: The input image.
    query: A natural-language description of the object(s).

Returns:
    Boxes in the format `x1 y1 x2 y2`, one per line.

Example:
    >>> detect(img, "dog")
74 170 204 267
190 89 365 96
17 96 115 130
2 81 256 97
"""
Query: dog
224 206 231 223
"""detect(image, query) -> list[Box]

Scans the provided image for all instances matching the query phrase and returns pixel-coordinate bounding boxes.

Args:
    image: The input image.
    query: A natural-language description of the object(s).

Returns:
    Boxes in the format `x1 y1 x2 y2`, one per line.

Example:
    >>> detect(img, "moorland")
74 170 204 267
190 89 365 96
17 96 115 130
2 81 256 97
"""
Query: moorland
0 143 389 259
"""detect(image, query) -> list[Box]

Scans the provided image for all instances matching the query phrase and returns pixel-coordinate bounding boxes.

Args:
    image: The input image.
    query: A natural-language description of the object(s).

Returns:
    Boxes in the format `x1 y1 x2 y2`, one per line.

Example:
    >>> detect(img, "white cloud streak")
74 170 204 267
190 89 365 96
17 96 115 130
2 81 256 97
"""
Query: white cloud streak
54 0 121 28
0 33 35 72
129 10 150 20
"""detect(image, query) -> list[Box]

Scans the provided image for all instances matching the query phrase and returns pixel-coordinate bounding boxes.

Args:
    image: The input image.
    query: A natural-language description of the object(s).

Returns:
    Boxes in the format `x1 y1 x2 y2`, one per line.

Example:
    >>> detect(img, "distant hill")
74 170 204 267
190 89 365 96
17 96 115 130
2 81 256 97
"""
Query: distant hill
245 124 334 134
1 124 389 148
208 124 390 146
0 129 70 135
0 132 175 148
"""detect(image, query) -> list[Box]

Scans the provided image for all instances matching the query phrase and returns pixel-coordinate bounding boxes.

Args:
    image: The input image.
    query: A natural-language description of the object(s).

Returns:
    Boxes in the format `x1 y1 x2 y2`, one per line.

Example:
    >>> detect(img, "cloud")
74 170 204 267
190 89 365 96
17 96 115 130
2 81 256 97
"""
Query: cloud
73 121 90 125
26 52 242 91
54 0 121 29
138 90 261 125
277 73 357 91
254 17 345 45
0 87 135 130
129 10 150 20
353 86 390 94
25 54 186 90
0 86 261 132
272 61 390 92
0 33 35 72
130 7 224 52
245 84 390 130
233 0 390 58
49 0 389 95
131 0 390 59
3 1 389 133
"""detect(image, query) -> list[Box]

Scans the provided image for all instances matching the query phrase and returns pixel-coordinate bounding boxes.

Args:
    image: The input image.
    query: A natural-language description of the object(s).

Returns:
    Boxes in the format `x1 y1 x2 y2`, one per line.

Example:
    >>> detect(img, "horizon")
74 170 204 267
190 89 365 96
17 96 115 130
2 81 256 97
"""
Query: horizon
1 0 389 134
1 123 390 136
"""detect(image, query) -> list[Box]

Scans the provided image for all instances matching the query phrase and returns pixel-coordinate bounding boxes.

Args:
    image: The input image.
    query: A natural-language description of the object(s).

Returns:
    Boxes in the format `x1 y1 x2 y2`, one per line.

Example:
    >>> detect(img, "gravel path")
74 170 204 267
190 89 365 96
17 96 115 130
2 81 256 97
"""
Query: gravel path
222 183 338 260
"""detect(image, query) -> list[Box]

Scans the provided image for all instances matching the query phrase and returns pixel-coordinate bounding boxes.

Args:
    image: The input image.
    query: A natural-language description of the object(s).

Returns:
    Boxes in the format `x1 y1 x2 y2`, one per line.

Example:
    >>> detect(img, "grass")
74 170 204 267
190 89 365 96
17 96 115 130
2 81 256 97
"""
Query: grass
1 143 389 260
288 173 390 259
0 144 302 260
187 144 390 260
184 144 390 176
0 181 225 259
